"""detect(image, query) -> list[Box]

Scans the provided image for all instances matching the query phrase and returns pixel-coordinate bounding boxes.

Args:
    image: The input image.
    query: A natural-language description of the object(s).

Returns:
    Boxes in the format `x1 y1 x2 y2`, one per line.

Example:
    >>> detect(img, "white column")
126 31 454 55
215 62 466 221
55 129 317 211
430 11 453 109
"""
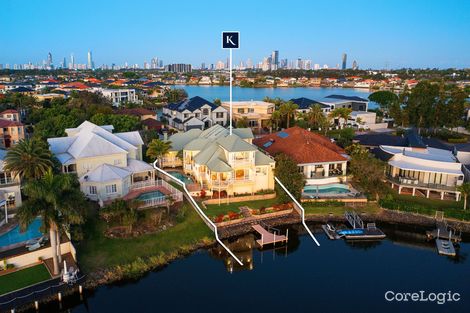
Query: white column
323 164 329 177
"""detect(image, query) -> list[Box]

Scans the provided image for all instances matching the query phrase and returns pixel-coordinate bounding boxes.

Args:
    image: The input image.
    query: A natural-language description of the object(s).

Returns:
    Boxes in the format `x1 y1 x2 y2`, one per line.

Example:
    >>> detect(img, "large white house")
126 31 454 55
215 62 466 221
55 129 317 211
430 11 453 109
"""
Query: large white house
0 149 22 225
164 124 275 197
48 121 155 203
93 88 141 107
162 96 228 131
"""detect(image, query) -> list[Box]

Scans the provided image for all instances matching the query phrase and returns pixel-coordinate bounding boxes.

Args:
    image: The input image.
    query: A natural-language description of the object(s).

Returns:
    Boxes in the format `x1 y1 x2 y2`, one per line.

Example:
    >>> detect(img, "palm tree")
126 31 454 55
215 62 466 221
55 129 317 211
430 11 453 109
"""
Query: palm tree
306 104 327 130
236 116 249 128
4 139 54 180
457 183 470 210
329 108 352 129
279 101 299 128
146 139 172 168
270 111 282 132
17 170 86 275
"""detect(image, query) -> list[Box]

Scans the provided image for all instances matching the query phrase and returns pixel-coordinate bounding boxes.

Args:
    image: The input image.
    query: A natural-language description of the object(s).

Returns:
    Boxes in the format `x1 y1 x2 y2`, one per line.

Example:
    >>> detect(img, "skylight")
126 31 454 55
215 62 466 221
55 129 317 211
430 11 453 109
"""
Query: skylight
277 131 289 138
263 141 273 148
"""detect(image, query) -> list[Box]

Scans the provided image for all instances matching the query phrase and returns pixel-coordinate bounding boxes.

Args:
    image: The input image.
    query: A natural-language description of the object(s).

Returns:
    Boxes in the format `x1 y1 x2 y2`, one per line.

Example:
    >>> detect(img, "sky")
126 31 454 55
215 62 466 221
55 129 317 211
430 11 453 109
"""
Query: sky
1 0 470 69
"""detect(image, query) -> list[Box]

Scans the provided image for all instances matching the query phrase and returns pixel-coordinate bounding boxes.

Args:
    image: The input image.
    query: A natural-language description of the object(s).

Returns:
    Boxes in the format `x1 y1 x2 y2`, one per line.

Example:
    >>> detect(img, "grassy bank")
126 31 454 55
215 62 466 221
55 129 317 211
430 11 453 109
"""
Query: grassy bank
77 204 213 274
303 202 381 216
0 264 50 295
380 195 470 221
204 198 281 218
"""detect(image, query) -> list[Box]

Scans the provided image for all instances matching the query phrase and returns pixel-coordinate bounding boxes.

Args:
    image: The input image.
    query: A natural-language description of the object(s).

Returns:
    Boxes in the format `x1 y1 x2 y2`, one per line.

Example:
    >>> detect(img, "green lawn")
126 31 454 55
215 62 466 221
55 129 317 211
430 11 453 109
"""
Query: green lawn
0 264 51 295
77 204 213 273
203 198 282 218
303 202 381 216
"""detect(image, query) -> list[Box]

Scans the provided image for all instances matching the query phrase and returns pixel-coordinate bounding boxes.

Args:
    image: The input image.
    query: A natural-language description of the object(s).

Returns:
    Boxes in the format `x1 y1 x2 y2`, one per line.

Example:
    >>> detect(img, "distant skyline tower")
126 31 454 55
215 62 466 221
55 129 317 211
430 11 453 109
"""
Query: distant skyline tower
47 52 52 68
352 60 358 70
70 53 75 69
62 57 66 69
271 50 279 70
87 50 94 70
341 53 347 70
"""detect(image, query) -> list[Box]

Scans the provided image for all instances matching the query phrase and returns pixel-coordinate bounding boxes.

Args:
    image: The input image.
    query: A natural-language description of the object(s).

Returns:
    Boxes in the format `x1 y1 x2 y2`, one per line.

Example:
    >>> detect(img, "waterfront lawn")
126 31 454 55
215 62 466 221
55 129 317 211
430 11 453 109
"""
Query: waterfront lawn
303 202 381 216
77 203 213 273
204 198 282 218
380 195 470 221
0 264 51 295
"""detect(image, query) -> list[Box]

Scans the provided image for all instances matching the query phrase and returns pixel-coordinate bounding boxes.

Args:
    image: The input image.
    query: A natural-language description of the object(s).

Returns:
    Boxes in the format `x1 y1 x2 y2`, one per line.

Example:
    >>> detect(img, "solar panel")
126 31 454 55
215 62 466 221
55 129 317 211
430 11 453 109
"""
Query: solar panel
277 131 289 138
263 141 273 148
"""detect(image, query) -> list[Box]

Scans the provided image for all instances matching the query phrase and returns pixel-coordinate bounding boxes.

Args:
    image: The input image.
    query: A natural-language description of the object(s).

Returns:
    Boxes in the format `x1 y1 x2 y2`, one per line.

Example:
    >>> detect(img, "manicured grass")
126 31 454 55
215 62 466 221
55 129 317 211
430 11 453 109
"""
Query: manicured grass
380 194 470 221
77 204 213 273
303 202 381 216
0 264 51 295
203 198 282 218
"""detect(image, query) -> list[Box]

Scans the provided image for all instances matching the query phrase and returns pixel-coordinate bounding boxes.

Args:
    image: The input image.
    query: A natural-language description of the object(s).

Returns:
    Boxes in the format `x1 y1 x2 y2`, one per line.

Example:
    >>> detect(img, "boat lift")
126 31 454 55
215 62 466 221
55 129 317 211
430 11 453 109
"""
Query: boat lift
153 162 244 266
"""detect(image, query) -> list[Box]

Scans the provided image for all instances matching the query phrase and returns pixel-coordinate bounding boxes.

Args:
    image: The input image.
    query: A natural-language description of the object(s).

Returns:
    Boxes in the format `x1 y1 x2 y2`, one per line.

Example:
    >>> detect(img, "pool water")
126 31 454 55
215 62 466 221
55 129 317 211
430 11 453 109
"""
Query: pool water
0 218 43 249
303 184 350 194
137 190 165 201
167 171 193 184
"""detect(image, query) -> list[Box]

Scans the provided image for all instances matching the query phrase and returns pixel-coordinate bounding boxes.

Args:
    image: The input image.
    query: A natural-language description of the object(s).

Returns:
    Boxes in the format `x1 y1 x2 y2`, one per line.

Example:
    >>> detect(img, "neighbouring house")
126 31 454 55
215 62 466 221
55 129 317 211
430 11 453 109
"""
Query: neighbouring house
47 121 156 203
221 100 274 133
162 96 228 131
0 149 22 215
373 131 464 201
289 97 331 114
164 124 275 196
142 118 163 131
321 94 369 111
253 126 348 185
94 88 141 107
117 108 156 121
0 109 25 148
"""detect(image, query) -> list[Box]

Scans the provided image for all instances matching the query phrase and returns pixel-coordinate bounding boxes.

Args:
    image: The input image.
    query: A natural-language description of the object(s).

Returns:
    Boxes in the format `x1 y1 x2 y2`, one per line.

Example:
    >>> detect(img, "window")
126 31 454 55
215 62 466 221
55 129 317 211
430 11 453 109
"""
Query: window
248 108 254 113
89 186 97 195
237 108 245 114
114 159 121 165
106 184 117 194
216 112 224 118
202 108 209 115
184 113 189 119
256 167 267 176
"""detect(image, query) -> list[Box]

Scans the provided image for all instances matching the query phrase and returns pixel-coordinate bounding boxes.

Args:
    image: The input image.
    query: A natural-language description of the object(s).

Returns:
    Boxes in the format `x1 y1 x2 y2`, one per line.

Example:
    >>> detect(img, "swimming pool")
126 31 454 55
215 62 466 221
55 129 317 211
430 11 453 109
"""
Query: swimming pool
137 190 165 201
303 184 350 194
0 218 43 249
167 171 194 184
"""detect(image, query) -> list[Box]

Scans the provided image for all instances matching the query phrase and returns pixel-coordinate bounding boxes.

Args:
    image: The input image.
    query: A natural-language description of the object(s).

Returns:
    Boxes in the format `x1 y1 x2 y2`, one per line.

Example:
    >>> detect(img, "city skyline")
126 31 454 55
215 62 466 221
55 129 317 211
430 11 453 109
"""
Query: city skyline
1 0 470 69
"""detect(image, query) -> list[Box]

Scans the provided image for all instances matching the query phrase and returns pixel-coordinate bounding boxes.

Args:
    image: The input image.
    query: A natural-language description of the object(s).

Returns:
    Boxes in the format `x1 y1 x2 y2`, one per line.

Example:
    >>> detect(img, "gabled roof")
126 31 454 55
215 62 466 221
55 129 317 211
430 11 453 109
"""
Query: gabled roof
324 94 369 102
290 97 329 110
0 109 18 114
80 163 131 183
253 126 347 164
167 96 217 112
217 134 255 152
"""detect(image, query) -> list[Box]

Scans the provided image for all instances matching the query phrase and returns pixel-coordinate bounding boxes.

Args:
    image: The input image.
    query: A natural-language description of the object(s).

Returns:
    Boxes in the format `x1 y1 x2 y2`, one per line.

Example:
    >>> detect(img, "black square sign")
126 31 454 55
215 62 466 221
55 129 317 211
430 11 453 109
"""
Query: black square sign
222 31 240 49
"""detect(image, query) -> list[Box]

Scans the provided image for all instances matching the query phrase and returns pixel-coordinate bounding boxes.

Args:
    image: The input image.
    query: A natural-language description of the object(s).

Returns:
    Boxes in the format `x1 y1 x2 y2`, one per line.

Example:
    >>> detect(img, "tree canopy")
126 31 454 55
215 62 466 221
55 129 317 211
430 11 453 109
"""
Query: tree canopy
274 153 305 202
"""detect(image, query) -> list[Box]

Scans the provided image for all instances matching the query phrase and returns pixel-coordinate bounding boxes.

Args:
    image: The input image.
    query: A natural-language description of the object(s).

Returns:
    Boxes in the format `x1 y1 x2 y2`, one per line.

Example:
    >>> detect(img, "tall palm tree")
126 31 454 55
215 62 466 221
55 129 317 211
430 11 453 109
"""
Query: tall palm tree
329 108 352 129
270 111 282 132
306 104 327 130
4 138 54 180
279 101 299 128
17 170 86 275
146 139 172 168
457 183 470 210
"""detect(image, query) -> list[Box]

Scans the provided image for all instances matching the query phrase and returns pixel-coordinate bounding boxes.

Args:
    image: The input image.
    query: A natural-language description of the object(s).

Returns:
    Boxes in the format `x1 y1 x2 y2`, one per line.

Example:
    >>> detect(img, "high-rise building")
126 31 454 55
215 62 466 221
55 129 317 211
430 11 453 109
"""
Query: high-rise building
62 57 66 69
246 58 253 69
271 50 279 70
216 61 225 70
165 63 192 73
341 53 347 70
70 53 75 69
151 58 158 69
87 51 94 70
47 52 53 69
352 60 358 70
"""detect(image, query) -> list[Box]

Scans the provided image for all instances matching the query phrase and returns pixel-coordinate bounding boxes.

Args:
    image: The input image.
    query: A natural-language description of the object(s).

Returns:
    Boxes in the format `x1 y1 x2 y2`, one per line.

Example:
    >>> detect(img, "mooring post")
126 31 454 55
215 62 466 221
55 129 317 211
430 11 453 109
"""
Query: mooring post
10 309 15 313
34 301 39 310
261 234 264 247
274 233 276 246
79 285 83 294
286 228 289 242
58 292 62 302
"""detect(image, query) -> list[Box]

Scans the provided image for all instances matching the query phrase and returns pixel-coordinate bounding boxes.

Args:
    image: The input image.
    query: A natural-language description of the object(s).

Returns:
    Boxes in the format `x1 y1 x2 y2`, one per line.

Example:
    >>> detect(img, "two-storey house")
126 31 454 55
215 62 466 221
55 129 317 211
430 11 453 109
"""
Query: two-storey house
221 100 274 133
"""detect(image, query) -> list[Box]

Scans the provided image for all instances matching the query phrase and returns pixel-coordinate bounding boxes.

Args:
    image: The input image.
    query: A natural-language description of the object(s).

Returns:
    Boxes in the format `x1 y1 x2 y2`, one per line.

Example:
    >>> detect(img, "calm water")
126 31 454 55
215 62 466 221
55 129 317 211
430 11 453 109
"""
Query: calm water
34 224 470 313
176 86 377 109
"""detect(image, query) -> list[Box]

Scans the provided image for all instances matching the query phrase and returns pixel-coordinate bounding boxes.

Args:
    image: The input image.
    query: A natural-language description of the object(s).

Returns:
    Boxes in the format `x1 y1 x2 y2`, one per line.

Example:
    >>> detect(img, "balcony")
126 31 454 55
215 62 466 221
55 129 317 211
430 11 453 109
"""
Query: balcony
0 177 18 187
387 175 458 192
232 158 254 166
209 179 232 189
232 177 254 184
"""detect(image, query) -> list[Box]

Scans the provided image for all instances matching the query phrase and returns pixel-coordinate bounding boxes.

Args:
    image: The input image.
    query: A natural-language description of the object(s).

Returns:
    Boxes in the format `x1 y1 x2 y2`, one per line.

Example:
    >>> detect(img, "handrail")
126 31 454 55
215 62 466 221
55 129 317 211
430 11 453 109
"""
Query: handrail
274 176 320 247
153 161 243 266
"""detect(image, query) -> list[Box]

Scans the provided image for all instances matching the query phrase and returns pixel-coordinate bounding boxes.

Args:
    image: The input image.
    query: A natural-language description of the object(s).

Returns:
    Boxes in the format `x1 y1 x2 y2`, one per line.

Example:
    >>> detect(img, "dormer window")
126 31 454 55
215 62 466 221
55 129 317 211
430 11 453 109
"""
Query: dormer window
202 108 209 115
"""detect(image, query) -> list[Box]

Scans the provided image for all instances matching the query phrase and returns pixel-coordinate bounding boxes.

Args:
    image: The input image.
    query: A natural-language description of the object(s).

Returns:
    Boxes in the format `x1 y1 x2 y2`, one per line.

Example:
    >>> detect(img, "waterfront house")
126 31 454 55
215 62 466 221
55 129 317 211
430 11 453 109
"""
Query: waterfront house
221 100 274 133
289 97 331 114
0 149 22 214
164 124 275 196
162 96 228 131
0 109 25 148
373 131 463 201
321 94 369 111
48 121 156 203
94 88 141 107
253 126 348 185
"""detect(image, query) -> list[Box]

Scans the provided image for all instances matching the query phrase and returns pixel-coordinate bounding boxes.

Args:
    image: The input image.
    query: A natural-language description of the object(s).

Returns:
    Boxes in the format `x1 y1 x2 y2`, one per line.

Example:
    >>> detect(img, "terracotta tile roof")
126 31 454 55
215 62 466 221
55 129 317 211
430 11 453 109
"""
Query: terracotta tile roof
0 119 23 128
142 118 163 129
61 82 89 89
253 126 347 164
0 109 18 114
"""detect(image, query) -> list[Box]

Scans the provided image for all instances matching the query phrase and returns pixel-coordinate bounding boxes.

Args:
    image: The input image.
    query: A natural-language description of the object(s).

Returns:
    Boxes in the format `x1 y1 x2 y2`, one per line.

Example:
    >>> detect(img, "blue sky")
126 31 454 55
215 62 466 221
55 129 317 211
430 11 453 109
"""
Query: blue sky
1 0 469 69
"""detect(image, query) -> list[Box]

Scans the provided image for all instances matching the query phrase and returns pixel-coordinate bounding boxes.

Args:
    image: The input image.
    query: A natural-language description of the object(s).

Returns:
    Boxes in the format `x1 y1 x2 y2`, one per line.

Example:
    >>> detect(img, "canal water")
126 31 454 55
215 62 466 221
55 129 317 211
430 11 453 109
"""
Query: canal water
176 86 377 108
32 223 470 313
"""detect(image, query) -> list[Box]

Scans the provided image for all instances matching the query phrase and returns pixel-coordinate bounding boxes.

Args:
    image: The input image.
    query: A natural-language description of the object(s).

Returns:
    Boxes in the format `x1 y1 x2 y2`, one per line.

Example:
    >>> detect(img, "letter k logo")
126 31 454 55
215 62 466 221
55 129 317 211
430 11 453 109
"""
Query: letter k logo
222 32 240 49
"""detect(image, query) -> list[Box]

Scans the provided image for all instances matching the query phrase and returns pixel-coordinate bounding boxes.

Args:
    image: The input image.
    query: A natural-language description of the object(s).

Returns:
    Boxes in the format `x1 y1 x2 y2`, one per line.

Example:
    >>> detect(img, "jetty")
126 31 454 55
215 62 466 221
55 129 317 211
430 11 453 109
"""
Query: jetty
436 239 456 256
322 211 385 240
252 224 288 248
